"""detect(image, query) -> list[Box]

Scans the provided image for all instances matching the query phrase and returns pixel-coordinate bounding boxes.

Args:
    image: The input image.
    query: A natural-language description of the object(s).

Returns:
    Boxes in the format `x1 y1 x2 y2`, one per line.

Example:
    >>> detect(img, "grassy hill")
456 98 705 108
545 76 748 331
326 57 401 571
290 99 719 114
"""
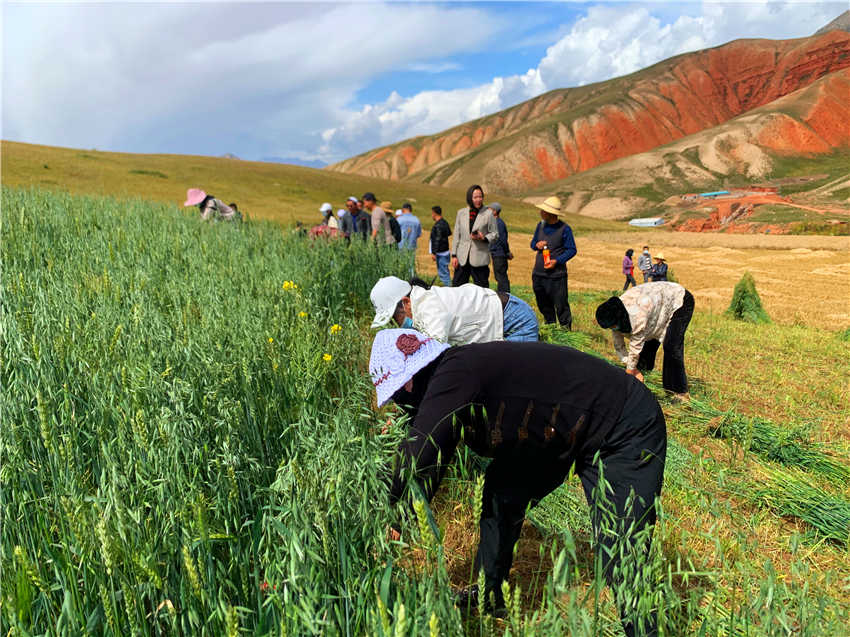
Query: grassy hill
0 140 625 236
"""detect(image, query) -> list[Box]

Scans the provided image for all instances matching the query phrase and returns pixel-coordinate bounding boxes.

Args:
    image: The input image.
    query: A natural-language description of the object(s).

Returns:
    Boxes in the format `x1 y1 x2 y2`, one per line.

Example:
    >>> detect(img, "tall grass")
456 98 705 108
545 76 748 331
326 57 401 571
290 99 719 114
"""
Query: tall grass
3 187 848 635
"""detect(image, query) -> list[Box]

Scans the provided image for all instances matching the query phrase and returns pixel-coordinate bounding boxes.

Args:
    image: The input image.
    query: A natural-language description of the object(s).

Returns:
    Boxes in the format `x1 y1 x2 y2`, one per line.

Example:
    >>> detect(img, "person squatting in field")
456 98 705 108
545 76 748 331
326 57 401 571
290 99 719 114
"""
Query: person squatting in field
370 276 539 344
370 329 666 637
595 281 694 399
451 184 499 288
530 196 577 329
184 188 240 222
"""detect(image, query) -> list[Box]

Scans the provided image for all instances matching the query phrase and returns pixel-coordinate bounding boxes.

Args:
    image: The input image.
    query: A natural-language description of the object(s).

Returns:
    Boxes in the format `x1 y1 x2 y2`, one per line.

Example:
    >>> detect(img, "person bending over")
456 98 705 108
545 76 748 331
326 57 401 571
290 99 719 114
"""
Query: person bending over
370 276 538 344
595 281 694 400
370 330 666 637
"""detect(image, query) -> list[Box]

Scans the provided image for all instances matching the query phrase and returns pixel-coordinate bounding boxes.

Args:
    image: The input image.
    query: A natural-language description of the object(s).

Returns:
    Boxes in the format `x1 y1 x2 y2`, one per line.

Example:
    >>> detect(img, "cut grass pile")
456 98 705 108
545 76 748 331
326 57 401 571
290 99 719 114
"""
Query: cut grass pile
725 271 771 324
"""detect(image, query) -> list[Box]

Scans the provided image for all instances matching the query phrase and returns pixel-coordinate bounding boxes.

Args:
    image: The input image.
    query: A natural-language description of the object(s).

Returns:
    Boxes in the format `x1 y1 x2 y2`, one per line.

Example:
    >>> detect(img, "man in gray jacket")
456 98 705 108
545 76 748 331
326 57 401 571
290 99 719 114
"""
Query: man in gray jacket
637 246 653 283
451 184 498 288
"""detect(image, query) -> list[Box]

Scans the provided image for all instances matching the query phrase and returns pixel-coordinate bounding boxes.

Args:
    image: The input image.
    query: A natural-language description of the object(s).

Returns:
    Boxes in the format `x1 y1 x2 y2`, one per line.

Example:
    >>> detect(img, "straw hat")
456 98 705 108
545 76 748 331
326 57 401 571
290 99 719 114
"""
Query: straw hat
536 196 563 216
369 328 449 407
655 252 665 261
184 188 207 206
380 201 393 211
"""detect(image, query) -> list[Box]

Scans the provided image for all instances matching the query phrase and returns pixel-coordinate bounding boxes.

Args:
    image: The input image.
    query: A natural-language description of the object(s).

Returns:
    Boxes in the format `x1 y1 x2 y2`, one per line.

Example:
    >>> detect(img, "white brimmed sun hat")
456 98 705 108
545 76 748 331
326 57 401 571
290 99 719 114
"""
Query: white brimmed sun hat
370 276 412 328
369 328 449 407
319 202 333 213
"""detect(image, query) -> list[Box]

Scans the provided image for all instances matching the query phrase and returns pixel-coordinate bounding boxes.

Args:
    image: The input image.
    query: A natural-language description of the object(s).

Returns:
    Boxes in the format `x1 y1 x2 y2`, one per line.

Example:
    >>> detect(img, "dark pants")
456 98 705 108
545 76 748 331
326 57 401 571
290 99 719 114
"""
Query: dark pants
473 382 666 636
635 291 694 393
532 275 571 328
491 256 510 293
453 261 490 288
624 274 637 290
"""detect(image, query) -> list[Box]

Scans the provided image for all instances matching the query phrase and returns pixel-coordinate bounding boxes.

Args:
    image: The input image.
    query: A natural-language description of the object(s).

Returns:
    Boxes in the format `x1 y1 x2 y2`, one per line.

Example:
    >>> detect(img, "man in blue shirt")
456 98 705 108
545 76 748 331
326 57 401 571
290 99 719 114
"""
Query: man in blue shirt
397 202 422 276
529 196 577 329
487 203 513 293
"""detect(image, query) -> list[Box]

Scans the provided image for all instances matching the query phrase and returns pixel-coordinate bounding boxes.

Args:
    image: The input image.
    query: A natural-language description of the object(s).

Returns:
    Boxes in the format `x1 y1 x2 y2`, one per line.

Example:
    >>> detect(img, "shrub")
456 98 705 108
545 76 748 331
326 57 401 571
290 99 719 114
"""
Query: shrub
725 271 770 323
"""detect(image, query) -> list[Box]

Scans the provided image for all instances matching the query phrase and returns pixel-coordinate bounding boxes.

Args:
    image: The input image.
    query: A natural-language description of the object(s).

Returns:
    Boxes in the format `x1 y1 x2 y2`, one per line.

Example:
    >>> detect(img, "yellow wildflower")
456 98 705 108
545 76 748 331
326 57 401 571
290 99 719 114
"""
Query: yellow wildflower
298 311 308 318
268 337 274 343
282 280 298 291
322 353 332 362
329 324 342 335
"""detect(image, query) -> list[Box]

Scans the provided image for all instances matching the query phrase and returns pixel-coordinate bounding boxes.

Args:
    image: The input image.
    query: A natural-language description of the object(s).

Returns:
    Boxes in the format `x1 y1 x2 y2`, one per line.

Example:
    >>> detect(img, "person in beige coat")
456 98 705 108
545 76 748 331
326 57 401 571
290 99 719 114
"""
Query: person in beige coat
451 184 499 288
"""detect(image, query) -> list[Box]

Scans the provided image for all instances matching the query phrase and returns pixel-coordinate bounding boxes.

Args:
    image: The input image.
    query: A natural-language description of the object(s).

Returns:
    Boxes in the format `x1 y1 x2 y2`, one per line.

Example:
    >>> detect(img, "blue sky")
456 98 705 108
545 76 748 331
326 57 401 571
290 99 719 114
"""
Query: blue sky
3 1 846 164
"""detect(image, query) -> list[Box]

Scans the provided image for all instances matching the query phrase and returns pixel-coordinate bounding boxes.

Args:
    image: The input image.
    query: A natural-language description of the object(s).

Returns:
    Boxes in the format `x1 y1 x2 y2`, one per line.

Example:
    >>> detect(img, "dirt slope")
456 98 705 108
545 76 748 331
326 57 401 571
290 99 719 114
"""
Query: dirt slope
328 31 850 194
523 68 850 220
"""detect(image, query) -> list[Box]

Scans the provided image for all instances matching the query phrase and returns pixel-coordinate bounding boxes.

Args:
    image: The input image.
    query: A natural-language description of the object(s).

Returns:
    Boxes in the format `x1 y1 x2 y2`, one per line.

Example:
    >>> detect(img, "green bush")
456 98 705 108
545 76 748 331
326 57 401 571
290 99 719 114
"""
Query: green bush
725 272 771 324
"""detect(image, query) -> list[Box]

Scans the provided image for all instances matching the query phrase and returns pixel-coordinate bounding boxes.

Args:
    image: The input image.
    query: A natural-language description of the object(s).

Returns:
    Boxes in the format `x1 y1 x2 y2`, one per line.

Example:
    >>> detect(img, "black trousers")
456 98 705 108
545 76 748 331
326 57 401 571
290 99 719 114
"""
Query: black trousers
623 274 637 290
635 291 694 393
491 256 510 293
473 382 665 636
453 261 490 288
532 274 572 328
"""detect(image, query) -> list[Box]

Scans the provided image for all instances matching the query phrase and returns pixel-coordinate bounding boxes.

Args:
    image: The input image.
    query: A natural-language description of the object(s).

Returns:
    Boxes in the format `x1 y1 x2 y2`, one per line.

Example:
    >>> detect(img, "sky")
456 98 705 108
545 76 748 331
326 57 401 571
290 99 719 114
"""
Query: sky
2 1 847 165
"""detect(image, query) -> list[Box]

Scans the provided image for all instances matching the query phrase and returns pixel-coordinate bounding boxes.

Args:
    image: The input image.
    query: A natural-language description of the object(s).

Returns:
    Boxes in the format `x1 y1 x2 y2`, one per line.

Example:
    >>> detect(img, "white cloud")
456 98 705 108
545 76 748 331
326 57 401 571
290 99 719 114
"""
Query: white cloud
321 1 846 161
2 2 501 160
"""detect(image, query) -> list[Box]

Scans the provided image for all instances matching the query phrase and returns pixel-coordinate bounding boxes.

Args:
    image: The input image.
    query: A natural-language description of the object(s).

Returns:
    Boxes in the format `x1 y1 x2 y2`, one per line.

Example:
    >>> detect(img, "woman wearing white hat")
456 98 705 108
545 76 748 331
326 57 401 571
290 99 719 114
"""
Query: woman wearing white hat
369 329 665 636
319 202 339 230
529 196 577 329
369 276 538 345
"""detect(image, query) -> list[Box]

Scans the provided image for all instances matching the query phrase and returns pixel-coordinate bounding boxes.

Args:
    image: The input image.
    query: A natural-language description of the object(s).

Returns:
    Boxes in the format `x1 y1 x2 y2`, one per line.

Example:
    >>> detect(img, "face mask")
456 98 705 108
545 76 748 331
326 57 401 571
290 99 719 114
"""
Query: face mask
401 316 414 329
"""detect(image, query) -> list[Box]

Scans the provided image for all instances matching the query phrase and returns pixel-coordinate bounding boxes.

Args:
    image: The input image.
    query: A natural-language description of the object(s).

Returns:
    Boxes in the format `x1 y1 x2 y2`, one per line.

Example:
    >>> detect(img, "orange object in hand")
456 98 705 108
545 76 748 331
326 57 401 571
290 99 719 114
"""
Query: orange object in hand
542 244 551 266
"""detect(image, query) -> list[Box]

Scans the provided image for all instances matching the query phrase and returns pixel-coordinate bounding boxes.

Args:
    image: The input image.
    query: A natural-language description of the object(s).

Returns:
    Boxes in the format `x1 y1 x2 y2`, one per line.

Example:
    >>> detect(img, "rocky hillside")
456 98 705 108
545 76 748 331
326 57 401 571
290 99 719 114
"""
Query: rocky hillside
328 31 850 194
520 67 850 220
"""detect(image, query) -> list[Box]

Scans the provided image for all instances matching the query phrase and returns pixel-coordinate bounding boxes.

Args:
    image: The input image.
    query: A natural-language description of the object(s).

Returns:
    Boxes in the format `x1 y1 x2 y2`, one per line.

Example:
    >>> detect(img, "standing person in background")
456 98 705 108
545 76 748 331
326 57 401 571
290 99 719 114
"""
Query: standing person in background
429 206 452 286
530 196 577 330
488 202 513 293
383 201 403 246
623 248 637 290
353 197 371 240
397 203 422 276
364 193 394 246
637 246 652 283
649 253 668 281
340 201 356 243
451 184 499 288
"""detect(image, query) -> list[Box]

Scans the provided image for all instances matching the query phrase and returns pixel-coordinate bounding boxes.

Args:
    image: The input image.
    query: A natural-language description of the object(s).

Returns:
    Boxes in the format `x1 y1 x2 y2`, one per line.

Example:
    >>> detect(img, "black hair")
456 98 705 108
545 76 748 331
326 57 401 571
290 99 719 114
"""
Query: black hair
431 205 442 216
643 245 649 250
466 184 484 211
199 195 215 209
362 192 376 202
409 276 434 290
229 202 238 210
626 248 634 257
402 202 412 211
595 297 632 333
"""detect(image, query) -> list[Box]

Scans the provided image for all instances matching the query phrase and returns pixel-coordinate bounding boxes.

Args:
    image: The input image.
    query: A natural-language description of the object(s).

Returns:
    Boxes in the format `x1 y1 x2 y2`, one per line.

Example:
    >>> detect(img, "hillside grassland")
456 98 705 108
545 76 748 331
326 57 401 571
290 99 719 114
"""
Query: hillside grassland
0 140 623 236
3 187 849 636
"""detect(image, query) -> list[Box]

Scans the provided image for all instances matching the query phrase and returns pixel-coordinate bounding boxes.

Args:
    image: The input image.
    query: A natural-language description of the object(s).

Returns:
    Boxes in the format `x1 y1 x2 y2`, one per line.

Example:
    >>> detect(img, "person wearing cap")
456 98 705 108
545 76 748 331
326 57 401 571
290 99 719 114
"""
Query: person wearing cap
649 253 668 281
319 202 339 230
451 184 498 288
370 276 538 345
487 203 513 294
428 206 452 287
184 188 239 222
369 329 665 636
363 193 394 245
595 281 694 399
530 196 577 329
637 246 653 283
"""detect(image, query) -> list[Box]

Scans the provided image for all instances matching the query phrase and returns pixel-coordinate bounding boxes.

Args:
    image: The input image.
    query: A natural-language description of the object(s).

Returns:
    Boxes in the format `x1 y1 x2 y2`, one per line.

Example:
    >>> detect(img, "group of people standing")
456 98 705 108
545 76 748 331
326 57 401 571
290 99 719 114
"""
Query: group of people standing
623 246 669 290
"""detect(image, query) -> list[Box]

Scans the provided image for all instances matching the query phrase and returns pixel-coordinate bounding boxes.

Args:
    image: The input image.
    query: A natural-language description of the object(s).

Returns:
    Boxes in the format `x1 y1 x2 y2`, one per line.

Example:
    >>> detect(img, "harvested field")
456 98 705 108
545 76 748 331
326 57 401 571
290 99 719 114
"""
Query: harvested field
416 232 850 327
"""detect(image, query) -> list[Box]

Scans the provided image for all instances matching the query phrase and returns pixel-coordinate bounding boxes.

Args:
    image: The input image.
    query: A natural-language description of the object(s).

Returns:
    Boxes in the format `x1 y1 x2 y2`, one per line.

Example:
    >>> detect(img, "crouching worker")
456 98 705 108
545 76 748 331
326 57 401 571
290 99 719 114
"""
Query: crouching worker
370 330 666 636
370 276 538 343
595 282 694 400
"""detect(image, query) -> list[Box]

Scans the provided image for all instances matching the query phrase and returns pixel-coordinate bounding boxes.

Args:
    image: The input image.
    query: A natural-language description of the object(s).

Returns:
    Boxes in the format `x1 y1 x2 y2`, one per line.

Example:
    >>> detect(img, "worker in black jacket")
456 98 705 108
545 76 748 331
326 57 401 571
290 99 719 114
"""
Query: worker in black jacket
369 329 666 637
